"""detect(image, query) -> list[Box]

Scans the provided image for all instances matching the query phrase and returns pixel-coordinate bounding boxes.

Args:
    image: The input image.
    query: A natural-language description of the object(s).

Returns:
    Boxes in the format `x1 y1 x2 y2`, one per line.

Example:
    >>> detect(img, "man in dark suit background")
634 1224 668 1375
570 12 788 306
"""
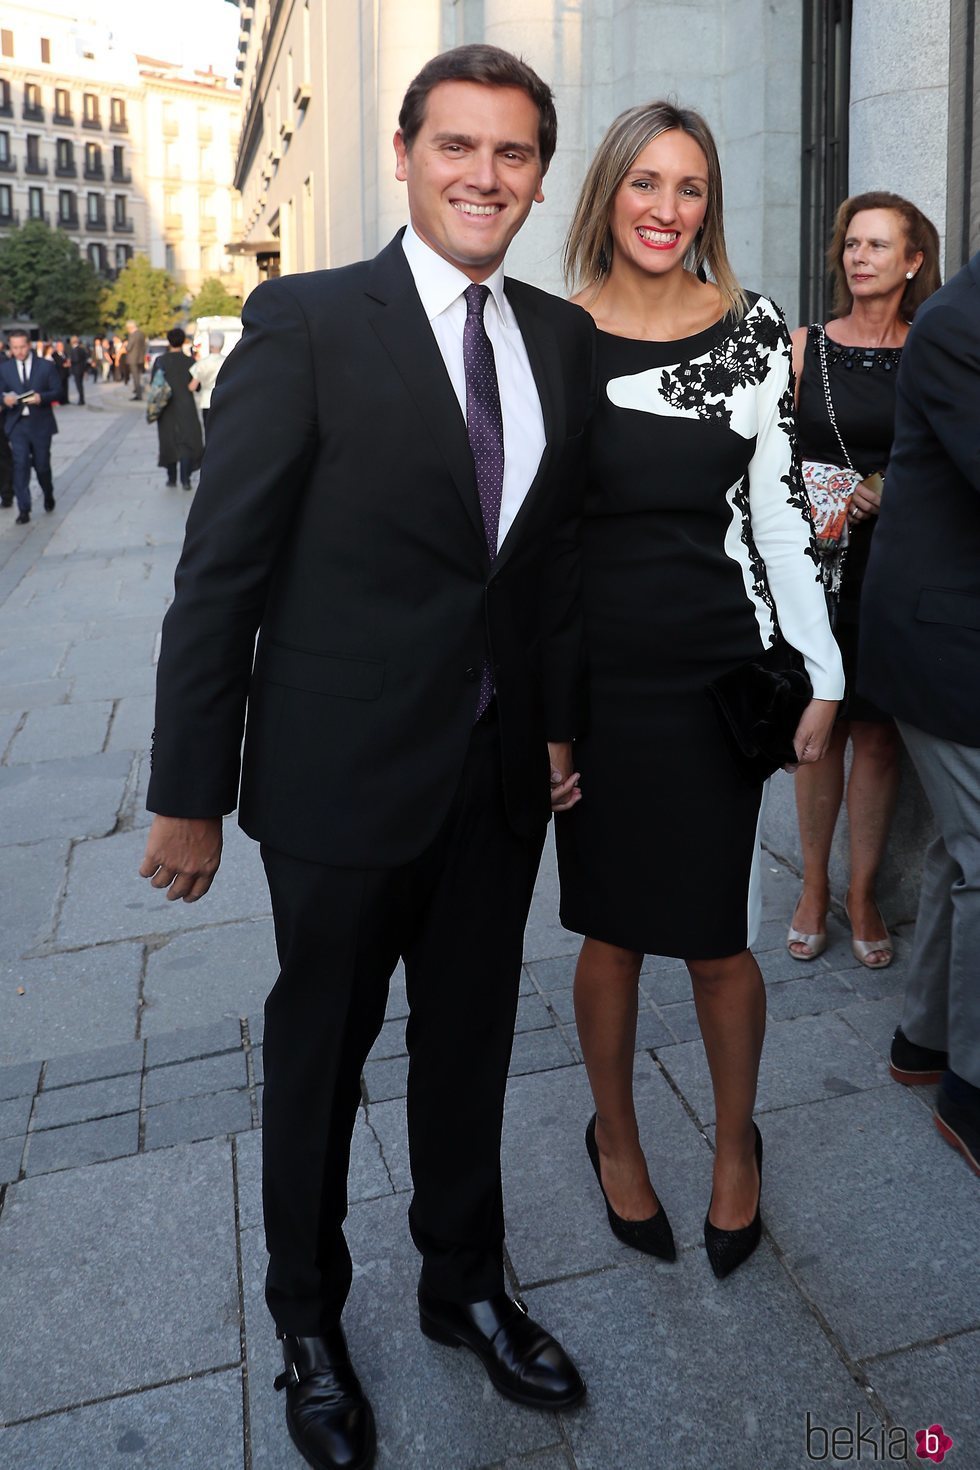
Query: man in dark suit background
125 320 147 400
139 45 594 1470
860 248 980 1181
69 336 89 405
1 329 59 524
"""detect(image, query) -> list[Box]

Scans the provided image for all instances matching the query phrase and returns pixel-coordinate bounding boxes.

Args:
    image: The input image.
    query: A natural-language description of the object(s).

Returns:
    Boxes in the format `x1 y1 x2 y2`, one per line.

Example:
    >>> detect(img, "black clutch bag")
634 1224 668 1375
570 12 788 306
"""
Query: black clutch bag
706 641 813 785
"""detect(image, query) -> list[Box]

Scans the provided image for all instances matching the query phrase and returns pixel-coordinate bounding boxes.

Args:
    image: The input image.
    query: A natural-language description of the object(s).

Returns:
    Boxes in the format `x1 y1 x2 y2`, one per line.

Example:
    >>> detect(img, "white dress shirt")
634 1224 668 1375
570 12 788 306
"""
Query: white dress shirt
401 223 545 550
18 354 32 415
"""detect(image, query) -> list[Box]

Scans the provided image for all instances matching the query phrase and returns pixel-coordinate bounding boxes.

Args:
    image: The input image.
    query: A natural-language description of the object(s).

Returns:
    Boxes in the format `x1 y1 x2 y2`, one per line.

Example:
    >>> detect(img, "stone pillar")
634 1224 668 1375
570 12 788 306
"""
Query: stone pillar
848 0 951 259
375 0 443 253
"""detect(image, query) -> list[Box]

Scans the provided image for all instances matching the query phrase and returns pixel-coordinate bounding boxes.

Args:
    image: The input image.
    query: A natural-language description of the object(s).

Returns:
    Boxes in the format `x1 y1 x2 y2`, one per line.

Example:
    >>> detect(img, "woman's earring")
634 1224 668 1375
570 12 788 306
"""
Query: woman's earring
906 271 915 280
598 246 610 274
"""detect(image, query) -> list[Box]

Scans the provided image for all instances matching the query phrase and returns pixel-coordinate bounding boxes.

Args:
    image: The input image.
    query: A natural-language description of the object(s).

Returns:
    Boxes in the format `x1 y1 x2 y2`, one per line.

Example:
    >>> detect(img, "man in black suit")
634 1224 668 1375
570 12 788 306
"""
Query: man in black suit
860 248 980 1181
1 329 60 524
69 336 89 405
139 45 594 1470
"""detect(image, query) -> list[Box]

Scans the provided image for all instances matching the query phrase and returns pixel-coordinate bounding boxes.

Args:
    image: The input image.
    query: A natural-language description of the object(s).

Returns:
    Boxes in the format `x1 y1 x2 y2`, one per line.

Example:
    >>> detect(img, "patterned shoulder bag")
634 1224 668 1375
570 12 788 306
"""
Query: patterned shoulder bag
801 325 863 593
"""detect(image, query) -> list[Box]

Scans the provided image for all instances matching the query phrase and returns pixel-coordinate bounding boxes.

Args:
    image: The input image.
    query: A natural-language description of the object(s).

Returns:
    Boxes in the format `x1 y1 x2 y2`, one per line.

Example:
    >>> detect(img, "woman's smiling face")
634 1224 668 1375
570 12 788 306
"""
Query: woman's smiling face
609 128 710 277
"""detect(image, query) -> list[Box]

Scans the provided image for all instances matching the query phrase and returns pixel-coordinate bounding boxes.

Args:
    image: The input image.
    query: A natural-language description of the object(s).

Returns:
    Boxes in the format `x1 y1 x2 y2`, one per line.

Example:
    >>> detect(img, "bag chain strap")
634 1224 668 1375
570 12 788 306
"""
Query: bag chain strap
814 325 857 473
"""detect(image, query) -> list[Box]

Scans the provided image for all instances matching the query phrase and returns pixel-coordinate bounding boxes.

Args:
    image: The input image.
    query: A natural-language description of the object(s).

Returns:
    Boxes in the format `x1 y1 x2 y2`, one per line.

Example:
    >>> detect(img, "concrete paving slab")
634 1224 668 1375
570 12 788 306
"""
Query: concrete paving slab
524 954 578 992
351 1105 395 1203
0 1061 41 1100
33 1072 140 1129
508 1027 577 1076
144 1089 253 1150
656 1001 703 1043
0 642 68 686
525 1250 875 1470
761 1088 980 1360
0 751 131 842
234 1127 263 1230
0 1140 239 1420
502 1058 712 1286
0 947 143 1066
0 678 72 712
239 1224 311 1470
0 1135 23 1185
363 1054 409 1103
638 962 693 1007
57 823 271 947
524 833 579 963
145 1049 248 1105
365 1097 412 1194
23 1112 139 1176
367 1017 408 1062
835 992 905 1062
515 992 553 1032
144 1016 244 1066
105 693 155 753
0 1093 32 1140
42 1035 144 1088
7 699 113 763
865 1330 979 1469
763 969 857 1020
0 1370 246 1470
141 919 281 1032
658 1011 891 1126
0 708 21 759
1 839 71 961
68 662 158 702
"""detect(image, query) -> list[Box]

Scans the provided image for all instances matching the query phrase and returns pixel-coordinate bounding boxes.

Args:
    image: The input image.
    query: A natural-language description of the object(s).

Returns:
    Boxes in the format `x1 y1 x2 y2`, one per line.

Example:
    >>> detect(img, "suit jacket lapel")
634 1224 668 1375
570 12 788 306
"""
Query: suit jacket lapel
366 236 487 553
494 282 565 571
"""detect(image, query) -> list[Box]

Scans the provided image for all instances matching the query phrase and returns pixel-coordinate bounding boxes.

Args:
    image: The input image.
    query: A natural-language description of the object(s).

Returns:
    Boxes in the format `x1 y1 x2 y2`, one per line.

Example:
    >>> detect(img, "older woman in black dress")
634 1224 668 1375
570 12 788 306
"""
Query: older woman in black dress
556 102 843 1276
787 193 940 968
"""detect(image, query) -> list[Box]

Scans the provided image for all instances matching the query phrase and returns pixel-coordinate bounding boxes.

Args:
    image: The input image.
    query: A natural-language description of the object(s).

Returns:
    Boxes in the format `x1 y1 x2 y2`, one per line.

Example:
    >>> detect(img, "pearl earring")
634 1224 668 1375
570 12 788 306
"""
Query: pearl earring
906 271 915 280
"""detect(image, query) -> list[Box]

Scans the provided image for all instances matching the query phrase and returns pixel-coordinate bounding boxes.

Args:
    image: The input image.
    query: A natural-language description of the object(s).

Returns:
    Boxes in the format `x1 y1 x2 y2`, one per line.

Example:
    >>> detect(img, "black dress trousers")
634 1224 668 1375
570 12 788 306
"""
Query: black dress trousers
260 714 545 1335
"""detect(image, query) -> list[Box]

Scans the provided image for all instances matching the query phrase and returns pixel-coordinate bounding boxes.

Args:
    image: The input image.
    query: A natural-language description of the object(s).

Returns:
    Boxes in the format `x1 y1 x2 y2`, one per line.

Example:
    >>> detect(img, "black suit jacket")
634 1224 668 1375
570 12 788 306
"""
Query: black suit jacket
859 252 980 745
147 233 596 865
0 355 61 440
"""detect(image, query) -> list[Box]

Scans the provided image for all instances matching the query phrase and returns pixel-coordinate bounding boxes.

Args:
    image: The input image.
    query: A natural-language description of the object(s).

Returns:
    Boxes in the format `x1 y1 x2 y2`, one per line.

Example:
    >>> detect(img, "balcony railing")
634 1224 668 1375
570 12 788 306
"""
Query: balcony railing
86 214 107 231
0 156 16 174
111 166 132 184
82 113 102 130
0 207 19 225
28 210 50 225
59 210 79 230
25 159 49 176
23 103 45 123
113 216 134 233
0 101 13 119
55 160 76 177
83 162 105 180
109 118 128 134
53 109 73 125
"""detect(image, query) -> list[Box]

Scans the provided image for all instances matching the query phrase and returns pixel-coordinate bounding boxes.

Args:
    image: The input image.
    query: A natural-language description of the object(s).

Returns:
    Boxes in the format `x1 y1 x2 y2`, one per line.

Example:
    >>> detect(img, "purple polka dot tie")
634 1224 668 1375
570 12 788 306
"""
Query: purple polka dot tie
463 283 504 720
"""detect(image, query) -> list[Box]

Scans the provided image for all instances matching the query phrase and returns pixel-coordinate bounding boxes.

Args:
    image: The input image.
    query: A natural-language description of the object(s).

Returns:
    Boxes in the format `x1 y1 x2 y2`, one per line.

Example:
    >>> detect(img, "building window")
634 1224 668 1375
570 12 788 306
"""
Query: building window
800 0 853 324
26 134 46 174
0 182 14 220
112 145 130 182
110 96 127 132
0 131 9 165
113 193 126 226
0 79 11 115
54 87 71 121
41 37 51 64
82 92 100 127
56 137 75 176
28 185 44 220
84 141 103 178
1 30 13 59
115 243 132 270
165 243 176 273
86 191 103 224
24 81 44 120
59 189 75 222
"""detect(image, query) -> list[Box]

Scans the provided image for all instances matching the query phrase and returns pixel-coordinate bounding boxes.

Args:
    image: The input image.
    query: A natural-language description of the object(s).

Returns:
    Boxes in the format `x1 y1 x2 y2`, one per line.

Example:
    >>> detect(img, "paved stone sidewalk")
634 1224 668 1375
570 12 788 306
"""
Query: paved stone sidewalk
0 391 977 1469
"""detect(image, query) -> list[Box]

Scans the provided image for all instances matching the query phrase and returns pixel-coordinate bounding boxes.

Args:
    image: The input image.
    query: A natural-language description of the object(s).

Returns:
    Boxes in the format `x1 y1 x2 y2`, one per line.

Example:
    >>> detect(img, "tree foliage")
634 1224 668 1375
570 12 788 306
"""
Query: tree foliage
0 221 103 335
189 277 243 319
100 254 184 338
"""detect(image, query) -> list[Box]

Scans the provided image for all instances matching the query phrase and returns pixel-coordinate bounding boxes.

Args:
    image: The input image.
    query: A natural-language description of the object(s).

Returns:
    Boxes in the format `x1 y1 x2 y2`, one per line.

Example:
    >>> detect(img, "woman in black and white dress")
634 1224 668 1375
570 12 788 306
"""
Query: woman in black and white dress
556 102 844 1276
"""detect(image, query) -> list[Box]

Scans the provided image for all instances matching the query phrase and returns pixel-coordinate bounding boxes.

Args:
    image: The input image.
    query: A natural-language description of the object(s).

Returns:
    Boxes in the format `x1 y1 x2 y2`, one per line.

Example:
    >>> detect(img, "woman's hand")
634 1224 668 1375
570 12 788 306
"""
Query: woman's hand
787 698 838 769
848 472 883 524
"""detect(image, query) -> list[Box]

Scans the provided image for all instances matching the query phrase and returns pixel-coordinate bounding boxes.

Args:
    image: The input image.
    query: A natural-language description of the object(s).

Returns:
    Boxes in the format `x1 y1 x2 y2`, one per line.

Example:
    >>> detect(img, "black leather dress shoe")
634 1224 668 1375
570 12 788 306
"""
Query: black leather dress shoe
274 1330 376 1470
43 494 55 512
15 511 30 525
418 1290 585 1409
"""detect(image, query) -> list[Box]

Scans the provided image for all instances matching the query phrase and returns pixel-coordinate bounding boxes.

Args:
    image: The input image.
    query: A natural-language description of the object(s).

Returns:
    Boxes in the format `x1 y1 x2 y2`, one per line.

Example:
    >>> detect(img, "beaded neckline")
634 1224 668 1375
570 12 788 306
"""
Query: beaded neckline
815 334 903 372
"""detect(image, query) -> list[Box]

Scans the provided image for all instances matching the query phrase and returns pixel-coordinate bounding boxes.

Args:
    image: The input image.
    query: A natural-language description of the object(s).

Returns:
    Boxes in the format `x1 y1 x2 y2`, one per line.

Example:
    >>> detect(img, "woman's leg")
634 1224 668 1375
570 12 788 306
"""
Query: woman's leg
573 937 661 1219
789 721 849 954
844 720 901 955
688 949 766 1229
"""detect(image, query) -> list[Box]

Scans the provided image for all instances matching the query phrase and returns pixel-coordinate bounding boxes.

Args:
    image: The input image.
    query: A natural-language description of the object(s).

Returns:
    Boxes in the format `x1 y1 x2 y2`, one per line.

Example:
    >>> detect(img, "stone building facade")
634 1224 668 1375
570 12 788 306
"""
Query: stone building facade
231 0 978 318
0 2 242 298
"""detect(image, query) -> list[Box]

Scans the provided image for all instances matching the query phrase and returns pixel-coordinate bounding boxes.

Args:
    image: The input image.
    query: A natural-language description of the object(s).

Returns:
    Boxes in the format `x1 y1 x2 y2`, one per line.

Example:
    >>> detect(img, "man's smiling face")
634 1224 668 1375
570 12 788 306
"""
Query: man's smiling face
394 80 546 282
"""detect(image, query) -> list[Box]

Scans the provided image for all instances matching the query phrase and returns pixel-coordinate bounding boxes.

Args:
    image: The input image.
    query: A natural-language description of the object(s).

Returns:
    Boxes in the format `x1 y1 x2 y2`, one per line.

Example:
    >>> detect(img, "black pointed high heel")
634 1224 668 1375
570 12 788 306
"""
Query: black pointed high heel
704 1122 763 1279
585 1114 676 1261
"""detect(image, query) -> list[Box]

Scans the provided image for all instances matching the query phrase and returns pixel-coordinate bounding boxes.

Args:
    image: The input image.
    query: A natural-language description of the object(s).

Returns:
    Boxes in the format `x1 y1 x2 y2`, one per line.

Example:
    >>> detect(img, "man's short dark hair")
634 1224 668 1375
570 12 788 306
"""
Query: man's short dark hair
167 327 186 348
7 328 29 343
398 44 557 171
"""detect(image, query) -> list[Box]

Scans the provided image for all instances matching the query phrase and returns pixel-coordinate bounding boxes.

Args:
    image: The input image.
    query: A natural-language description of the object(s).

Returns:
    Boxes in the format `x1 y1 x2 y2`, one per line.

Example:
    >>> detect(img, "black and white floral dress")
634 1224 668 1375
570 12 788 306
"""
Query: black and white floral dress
557 295 844 959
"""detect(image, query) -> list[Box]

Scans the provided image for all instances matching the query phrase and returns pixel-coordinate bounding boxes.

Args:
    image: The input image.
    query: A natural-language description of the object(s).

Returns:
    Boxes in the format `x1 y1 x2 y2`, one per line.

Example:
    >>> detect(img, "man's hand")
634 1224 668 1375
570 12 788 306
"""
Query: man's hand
547 741 581 812
139 815 223 902
28 392 41 406
787 699 838 769
2 393 17 407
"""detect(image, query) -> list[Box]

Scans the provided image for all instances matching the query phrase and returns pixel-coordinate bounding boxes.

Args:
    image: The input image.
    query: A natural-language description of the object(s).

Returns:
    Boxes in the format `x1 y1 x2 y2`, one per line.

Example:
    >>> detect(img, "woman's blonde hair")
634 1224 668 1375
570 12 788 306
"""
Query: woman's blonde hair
564 100 748 320
827 191 941 320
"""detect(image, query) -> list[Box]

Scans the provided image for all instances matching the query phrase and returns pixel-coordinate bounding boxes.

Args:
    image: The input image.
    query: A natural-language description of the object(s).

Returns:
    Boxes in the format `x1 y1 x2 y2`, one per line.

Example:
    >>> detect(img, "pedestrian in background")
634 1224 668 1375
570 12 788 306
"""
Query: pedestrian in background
787 193 941 969
153 327 203 489
69 336 89 405
188 331 225 441
126 321 147 401
51 340 71 405
859 247 980 1179
0 328 59 524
